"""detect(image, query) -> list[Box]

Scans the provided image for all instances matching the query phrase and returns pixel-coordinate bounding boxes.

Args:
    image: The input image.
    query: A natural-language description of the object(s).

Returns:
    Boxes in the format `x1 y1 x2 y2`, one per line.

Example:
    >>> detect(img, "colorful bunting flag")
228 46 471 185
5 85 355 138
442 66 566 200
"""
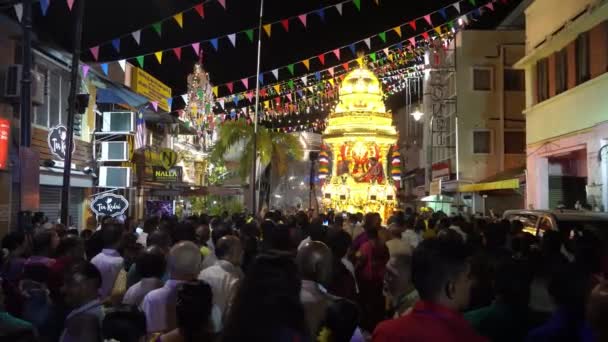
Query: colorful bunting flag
370 52 377 62
408 37 416 47
281 19 289 32
409 20 417 31
286 93 292 102
333 48 340 60
383 48 389 56
298 14 307 28
118 60 126 71
241 78 249 89
422 32 429 41
438 8 448 19
357 57 364 67
288 79 294 89
287 64 295 75
335 3 343 15
393 26 402 37
378 32 386 43
342 62 349 71
217 0 226 10
273 84 281 94
259 74 264 85
194 3 204 18
14 4 23 22
318 54 325 65
263 24 272 37
453 3 461 13
181 94 188 104
174 13 184 28
136 56 144 68
39 0 49 16
152 22 162 37
192 42 201 56
303 59 310 70
132 30 141 45
329 79 335 87
81 65 90 79
151 102 158 111
349 44 356 56
316 8 325 22
101 63 109 75
271 69 279 80
485 3 494 11
172 47 182 61
469 0 476 5
246 92 254 102
328 67 335 77
364 38 371 49
315 72 321 81
301 76 308 86
167 98 173 110
90 46 99 61
155 51 163 63
212 86 218 97
233 96 239 106
67 0 75 11
228 33 236 47
424 14 432 26
353 0 361 11
226 82 234 93
434 26 442 35
111 38 120 53
210 38 219 50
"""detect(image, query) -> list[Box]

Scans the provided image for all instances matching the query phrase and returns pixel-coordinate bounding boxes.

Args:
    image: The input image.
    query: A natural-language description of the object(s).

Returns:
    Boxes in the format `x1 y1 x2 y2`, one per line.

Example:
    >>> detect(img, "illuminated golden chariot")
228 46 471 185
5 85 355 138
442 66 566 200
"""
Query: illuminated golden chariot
320 68 400 221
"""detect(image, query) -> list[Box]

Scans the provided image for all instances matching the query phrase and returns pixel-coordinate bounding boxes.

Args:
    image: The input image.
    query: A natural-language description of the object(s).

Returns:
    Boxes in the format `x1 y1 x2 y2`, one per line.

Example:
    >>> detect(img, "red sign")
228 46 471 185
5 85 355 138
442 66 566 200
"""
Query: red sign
0 119 9 170
432 161 451 181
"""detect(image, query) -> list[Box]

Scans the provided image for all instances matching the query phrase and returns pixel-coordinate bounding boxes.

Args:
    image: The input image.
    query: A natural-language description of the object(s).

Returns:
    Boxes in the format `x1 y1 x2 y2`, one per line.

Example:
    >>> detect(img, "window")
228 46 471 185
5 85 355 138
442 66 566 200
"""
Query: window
504 131 526 154
536 58 549 102
575 32 590 84
473 130 492 154
555 49 568 94
504 69 524 91
473 67 493 91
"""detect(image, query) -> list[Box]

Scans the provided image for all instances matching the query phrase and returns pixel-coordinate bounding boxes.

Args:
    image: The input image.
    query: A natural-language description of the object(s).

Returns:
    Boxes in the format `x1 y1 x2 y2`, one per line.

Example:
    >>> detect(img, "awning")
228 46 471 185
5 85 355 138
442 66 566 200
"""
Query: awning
94 79 149 108
457 167 525 193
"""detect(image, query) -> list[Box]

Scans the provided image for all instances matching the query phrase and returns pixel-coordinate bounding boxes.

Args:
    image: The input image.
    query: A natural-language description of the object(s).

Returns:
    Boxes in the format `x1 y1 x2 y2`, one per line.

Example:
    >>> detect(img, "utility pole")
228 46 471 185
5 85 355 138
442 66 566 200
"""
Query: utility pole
251 0 264 216
20 0 32 148
60 0 85 226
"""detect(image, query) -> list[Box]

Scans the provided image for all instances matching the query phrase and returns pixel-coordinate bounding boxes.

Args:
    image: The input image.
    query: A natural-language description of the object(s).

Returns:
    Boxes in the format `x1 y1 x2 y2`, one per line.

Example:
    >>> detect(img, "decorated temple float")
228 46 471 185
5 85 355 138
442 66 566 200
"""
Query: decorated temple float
319 67 401 222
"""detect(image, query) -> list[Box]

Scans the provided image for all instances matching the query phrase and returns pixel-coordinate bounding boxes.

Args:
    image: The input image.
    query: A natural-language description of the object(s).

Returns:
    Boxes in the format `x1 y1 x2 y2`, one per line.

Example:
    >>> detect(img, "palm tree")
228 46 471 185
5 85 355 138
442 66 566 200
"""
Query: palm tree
210 119 303 181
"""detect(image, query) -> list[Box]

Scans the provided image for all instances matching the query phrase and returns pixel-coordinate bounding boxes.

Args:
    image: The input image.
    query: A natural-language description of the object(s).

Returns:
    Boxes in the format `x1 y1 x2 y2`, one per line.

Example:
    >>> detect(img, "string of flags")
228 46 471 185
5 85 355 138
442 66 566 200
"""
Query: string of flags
84 0 381 64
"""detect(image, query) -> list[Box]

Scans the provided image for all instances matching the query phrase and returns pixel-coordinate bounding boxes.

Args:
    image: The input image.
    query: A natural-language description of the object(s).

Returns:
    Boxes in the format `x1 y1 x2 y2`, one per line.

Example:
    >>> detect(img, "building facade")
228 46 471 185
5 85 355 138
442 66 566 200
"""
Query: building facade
515 0 608 211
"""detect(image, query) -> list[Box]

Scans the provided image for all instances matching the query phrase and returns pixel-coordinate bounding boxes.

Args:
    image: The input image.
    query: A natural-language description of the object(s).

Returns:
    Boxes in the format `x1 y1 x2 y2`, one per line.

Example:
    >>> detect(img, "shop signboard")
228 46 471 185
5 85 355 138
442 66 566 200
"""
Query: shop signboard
48 125 75 160
152 166 182 183
90 193 129 217
0 119 9 169
144 148 179 170
431 161 451 181
131 67 172 112
430 179 442 196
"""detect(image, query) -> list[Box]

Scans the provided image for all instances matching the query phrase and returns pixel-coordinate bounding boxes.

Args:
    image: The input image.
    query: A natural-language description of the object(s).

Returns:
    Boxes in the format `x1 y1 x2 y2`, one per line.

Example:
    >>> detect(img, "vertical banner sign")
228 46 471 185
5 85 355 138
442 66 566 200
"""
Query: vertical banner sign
0 119 9 169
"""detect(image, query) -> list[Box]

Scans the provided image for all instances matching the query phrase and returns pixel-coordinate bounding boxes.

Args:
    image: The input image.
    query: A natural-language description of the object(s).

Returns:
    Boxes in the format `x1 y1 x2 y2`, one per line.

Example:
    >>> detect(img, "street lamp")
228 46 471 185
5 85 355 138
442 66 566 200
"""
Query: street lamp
411 108 424 121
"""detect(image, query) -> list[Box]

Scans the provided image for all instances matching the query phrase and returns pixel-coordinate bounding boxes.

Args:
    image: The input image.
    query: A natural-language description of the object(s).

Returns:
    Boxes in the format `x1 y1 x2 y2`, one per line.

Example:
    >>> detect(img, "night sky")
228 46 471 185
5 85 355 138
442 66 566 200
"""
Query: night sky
8 0 521 98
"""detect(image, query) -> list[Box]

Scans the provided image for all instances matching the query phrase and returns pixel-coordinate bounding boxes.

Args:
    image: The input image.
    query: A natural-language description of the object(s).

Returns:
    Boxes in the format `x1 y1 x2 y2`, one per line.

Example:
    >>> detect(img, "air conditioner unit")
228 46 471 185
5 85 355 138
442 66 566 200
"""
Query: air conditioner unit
99 166 131 188
101 112 135 133
99 141 129 162
2 65 45 106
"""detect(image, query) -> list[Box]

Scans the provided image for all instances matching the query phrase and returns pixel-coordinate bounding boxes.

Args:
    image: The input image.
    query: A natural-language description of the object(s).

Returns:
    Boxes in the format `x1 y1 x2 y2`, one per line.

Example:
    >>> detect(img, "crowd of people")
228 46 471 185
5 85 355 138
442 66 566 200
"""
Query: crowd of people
0 207 607 342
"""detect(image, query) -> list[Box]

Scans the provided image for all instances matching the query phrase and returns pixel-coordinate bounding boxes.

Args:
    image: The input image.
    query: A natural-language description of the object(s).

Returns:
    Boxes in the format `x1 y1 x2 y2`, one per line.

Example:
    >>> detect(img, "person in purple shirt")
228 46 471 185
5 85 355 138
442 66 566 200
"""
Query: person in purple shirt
1 231 29 283
90 223 124 300
25 229 60 268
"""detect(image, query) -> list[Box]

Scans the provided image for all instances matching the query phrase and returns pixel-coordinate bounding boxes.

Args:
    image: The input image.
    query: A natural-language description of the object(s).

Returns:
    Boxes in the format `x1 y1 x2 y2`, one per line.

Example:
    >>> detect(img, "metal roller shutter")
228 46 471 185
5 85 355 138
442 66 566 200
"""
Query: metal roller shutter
39 186 83 227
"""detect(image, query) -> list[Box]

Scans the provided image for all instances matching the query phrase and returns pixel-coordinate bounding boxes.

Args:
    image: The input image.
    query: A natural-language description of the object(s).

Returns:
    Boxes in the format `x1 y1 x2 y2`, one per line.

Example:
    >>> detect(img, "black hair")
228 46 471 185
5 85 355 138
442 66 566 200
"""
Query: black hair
136 248 166 279
411 237 472 301
56 235 84 258
101 223 124 248
318 298 360 342
211 222 234 247
215 236 239 259
308 221 327 243
171 222 197 243
80 229 93 240
326 229 352 259
147 230 172 250
32 230 56 255
176 281 214 341
2 231 26 252
102 305 147 342
143 217 159 233
70 261 102 289
494 259 532 310
548 263 592 316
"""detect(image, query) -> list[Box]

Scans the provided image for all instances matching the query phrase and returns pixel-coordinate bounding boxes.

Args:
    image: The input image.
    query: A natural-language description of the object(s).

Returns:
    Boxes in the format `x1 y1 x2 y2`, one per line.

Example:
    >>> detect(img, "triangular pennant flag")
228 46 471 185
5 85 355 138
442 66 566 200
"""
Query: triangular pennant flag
475 8 482 17
210 38 219 51
342 62 349 71
192 42 201 56
228 33 236 47
245 29 254 42
424 14 432 26
298 14 307 28
111 38 120 53
315 72 321 81
194 3 204 18
263 24 272 37
422 32 429 41
318 54 325 65
316 8 325 22
173 47 182 61
485 3 494 11
370 53 377 62
303 59 310 70
434 26 442 35
136 56 144 68
151 101 158 112
281 19 289 32
233 96 239 106
39 0 49 16
89 46 99 61
152 22 162 37
174 13 184 28
408 37 416 47
218 99 225 110
287 64 295 75
118 60 126 71
286 93 292 102
101 63 109 75
329 79 335 87
383 48 389 56
14 4 23 22
81 65 90 79
241 78 249 89
246 92 254 102
270 84 280 95
155 51 163 64
349 44 356 56
378 32 387 43
217 0 226 9
335 3 343 15
353 0 361 11
212 86 218 97
301 76 308 86
447 20 455 30
259 73 264 85
357 57 364 67
328 67 335 77
226 82 234 93
393 26 402 37
453 3 461 13
167 98 173 110
364 38 371 49
409 20 417 31
271 69 279 80
333 48 340 60
297 89 303 98
181 94 188 103
132 30 141 45
438 8 448 19
260 88 267 97
469 0 476 5
67 0 75 11
288 79 294 89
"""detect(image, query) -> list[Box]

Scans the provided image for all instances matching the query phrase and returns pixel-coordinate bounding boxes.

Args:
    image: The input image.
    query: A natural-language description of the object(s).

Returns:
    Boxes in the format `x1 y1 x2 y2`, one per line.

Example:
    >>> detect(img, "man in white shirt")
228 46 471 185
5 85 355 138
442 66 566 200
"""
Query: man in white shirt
123 246 165 308
198 235 244 333
142 241 201 333
90 223 124 300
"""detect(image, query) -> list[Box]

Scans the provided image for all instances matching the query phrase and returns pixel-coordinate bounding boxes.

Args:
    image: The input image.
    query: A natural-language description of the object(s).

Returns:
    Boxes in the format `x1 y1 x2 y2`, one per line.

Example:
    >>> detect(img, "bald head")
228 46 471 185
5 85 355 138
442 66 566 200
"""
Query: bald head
168 241 201 281
215 236 243 266
296 241 332 285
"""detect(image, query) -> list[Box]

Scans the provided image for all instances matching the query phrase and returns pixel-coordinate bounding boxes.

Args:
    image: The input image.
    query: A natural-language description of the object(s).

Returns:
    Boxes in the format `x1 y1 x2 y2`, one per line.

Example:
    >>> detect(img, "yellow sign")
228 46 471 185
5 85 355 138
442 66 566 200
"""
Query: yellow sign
131 67 172 112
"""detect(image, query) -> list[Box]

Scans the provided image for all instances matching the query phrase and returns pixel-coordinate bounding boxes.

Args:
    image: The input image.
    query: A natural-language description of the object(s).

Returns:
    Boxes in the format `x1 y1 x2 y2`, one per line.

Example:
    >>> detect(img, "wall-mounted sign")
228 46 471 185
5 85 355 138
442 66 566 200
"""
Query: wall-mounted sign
431 161 451 181
430 179 442 196
90 193 129 218
0 119 10 170
48 125 75 161
144 148 179 170
131 67 172 112
152 166 182 183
